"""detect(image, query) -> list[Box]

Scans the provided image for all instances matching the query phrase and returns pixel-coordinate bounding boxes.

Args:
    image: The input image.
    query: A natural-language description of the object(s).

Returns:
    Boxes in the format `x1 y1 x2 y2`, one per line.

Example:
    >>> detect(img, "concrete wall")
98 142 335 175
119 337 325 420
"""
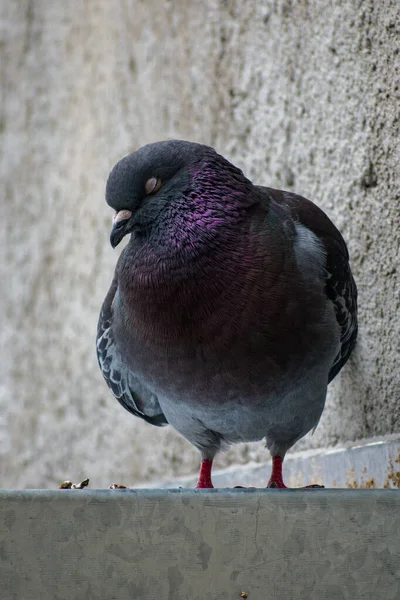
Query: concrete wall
1 0 399 489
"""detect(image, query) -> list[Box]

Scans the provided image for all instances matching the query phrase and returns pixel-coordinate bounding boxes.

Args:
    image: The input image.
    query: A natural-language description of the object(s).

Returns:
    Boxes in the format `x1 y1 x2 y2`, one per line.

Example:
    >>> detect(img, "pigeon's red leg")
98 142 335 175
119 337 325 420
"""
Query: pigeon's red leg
196 458 214 488
267 455 287 488
267 455 324 488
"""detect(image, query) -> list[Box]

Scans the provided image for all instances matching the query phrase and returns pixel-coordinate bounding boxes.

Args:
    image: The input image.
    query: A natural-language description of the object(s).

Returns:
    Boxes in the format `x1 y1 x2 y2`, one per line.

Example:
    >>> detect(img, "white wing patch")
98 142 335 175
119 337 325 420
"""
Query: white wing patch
293 223 327 279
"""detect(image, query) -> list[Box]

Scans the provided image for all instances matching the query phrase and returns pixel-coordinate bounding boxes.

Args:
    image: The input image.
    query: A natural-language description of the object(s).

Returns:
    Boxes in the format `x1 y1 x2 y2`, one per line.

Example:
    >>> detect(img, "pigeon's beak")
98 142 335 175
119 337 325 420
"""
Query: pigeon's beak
110 210 133 248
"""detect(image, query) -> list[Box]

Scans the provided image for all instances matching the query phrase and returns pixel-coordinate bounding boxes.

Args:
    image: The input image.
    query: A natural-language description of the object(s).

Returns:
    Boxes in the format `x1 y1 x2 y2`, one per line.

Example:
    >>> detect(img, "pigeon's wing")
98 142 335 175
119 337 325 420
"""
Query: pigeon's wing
257 186 358 382
96 273 168 427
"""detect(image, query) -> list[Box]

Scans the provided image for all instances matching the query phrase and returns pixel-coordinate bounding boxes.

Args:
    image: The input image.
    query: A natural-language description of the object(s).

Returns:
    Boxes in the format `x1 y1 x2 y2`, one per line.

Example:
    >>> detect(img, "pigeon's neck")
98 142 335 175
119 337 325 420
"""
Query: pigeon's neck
121 161 257 282
156 160 255 249
117 165 280 339
121 206 252 291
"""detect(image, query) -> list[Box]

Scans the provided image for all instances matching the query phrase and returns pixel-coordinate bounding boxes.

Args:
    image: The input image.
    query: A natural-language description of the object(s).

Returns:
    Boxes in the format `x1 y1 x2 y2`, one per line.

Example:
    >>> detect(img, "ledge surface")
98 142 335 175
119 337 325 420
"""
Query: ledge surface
1 489 400 600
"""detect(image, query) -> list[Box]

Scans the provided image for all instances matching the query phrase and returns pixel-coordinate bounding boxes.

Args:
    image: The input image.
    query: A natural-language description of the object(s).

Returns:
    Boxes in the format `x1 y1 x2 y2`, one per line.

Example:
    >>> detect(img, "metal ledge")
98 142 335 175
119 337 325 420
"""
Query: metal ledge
1 489 399 599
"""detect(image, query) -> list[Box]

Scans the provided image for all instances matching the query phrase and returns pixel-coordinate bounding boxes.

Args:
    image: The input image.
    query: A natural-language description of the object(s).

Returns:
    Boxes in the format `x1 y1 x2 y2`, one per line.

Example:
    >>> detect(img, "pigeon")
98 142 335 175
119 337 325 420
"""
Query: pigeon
97 140 357 489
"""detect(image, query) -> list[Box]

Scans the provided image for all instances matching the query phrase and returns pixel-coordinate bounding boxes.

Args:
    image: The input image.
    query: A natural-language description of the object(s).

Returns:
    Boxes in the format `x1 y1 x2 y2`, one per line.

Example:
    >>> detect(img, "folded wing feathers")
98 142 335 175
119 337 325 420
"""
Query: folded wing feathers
324 249 358 382
265 188 358 383
96 277 168 427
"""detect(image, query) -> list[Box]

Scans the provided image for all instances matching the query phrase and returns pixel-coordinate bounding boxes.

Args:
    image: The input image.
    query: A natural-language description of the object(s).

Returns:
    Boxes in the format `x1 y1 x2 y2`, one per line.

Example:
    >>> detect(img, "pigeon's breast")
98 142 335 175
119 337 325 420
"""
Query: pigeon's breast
114 280 339 409
114 223 340 438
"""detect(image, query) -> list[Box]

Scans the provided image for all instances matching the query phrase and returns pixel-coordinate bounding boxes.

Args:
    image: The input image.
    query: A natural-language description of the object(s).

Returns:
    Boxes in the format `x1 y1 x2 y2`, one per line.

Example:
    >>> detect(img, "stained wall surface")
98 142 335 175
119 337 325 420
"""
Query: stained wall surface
1 1 399 488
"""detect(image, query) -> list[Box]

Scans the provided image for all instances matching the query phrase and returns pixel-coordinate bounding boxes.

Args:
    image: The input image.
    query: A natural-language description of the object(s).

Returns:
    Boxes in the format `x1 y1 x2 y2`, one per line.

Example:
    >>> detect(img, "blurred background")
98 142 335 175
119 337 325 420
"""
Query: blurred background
1 0 399 489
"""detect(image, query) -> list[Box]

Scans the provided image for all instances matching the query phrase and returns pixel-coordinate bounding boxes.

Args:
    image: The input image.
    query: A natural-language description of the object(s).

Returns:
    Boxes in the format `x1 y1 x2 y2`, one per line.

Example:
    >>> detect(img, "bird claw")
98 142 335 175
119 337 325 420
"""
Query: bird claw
108 483 127 489
234 486 256 489
267 481 286 489
267 482 324 489
303 484 325 488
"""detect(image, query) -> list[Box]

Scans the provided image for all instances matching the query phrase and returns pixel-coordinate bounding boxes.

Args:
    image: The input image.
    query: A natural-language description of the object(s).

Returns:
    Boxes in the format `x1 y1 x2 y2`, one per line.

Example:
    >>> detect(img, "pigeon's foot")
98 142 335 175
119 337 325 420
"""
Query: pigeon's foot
267 456 324 488
267 480 287 489
108 483 127 489
302 484 324 489
196 458 214 488
267 481 324 489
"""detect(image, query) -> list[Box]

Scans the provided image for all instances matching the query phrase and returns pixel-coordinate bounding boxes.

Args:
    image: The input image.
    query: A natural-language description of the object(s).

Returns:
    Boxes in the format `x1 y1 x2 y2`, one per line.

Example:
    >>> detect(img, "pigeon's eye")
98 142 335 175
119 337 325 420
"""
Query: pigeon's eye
145 176 161 195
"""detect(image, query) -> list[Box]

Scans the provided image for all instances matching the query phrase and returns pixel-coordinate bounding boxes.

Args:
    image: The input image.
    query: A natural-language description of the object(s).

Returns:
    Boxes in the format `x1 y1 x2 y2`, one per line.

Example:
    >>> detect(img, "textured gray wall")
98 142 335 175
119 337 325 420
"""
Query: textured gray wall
1 0 399 489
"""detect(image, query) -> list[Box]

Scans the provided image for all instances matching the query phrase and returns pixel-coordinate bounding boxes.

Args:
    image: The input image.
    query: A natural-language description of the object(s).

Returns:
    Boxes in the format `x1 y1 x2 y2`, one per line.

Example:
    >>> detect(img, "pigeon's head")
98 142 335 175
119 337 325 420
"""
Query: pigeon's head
106 140 252 248
106 140 217 247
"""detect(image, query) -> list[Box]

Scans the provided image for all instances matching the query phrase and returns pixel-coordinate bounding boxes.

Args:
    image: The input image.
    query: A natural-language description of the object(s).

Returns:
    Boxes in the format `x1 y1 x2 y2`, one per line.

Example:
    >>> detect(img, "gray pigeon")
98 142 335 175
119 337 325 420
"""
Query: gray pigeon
97 140 357 488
